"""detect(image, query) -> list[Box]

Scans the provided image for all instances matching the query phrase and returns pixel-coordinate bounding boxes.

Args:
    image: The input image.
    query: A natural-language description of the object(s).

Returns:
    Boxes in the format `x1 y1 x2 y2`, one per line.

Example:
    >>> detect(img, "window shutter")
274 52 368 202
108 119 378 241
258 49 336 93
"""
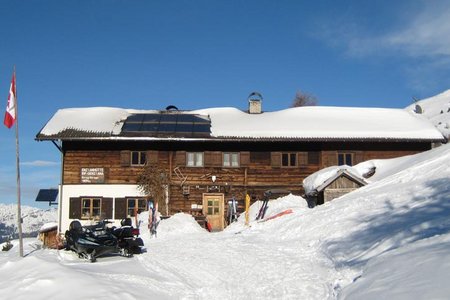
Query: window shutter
146 150 159 165
298 152 308 165
176 151 186 166
271 152 281 168
114 198 127 220
69 197 81 219
101 197 113 219
205 151 222 167
354 151 364 164
212 151 222 167
240 152 250 166
307 151 320 165
120 150 131 166
323 151 337 167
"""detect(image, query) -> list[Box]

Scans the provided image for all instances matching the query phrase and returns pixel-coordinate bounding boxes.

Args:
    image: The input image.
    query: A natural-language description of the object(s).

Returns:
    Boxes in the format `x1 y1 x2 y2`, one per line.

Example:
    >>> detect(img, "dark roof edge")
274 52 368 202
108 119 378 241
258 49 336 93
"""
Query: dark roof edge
35 135 447 143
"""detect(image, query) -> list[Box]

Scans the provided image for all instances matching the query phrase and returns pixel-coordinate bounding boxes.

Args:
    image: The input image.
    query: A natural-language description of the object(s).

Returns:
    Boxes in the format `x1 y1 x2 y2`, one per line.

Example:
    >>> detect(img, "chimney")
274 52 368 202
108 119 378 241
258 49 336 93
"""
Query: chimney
248 92 263 114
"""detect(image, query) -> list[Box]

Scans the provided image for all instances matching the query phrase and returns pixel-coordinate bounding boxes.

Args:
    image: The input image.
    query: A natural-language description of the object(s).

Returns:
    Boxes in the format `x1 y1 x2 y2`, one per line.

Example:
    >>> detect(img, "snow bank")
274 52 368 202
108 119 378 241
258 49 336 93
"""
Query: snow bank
155 213 207 237
225 194 308 234
406 89 450 137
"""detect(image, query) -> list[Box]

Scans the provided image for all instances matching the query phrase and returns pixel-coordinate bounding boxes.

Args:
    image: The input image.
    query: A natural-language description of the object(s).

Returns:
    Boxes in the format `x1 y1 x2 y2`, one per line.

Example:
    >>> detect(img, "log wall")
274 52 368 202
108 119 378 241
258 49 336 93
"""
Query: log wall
62 140 430 215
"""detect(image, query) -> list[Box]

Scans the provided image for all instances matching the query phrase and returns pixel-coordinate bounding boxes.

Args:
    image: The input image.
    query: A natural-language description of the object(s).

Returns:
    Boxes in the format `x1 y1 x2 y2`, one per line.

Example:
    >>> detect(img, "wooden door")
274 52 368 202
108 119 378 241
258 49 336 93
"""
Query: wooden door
202 193 225 231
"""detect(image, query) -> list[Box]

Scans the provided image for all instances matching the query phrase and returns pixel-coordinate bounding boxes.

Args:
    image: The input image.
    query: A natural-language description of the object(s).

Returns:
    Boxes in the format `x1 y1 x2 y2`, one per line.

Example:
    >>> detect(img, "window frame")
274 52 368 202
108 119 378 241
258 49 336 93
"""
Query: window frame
126 198 148 217
337 153 353 166
207 199 221 215
81 197 102 220
186 152 204 167
130 151 147 166
223 152 240 167
281 152 297 167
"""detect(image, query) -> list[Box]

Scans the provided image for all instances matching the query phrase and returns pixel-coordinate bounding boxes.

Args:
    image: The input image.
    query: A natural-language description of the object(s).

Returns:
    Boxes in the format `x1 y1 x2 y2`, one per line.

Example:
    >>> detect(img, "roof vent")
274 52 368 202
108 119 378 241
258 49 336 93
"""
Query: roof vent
166 105 179 111
248 92 263 114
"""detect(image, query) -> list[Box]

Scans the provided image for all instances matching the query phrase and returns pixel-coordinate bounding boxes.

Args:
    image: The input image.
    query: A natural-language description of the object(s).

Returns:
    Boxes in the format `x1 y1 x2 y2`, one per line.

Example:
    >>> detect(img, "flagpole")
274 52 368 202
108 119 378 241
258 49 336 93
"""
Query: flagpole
14 66 24 257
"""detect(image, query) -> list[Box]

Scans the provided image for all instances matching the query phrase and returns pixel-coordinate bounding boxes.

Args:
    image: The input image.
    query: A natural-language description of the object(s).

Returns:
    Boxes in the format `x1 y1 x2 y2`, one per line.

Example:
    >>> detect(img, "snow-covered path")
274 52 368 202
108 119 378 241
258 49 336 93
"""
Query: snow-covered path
137 217 337 299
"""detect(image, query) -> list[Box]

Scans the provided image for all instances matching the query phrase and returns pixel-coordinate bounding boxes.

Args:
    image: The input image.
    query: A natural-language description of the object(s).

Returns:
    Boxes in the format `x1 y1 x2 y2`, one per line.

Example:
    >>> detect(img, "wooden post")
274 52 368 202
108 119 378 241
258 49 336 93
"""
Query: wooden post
245 194 250 226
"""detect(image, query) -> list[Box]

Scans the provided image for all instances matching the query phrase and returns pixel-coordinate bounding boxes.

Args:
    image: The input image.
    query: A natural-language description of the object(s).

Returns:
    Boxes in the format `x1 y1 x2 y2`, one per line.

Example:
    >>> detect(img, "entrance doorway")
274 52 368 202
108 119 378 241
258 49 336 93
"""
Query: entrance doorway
202 193 224 231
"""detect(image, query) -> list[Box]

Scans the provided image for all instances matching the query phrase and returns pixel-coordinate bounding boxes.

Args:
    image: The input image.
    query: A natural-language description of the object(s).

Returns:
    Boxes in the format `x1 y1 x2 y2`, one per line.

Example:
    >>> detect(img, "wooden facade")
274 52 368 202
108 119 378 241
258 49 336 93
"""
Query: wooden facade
58 139 431 230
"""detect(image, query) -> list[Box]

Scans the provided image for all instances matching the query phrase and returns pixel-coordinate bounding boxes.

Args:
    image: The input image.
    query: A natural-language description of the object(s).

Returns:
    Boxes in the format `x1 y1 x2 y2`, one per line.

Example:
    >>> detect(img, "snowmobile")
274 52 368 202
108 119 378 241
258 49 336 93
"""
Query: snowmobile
65 220 119 262
107 218 144 256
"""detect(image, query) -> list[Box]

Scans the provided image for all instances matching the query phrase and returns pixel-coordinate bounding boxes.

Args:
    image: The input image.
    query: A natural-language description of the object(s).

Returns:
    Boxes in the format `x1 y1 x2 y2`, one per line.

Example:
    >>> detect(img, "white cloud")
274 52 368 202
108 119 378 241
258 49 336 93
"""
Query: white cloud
318 2 450 60
382 4 450 58
21 160 59 167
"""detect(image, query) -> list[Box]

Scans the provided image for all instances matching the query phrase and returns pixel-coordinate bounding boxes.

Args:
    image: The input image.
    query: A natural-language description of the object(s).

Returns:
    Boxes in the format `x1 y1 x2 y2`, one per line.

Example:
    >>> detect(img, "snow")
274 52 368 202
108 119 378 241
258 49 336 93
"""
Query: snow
195 106 443 140
1 143 449 299
38 105 444 141
406 89 450 138
39 107 135 136
303 165 365 195
0 204 57 238
39 222 58 233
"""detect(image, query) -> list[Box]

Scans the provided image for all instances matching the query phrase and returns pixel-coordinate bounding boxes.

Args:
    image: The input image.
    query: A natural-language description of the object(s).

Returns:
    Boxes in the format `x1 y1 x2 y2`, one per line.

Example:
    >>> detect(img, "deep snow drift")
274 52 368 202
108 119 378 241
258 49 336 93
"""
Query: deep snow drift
1 144 449 299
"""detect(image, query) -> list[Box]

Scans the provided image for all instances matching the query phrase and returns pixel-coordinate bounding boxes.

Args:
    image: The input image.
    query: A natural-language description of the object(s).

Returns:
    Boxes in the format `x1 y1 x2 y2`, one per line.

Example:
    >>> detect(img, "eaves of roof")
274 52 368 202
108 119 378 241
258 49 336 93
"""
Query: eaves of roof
35 133 446 143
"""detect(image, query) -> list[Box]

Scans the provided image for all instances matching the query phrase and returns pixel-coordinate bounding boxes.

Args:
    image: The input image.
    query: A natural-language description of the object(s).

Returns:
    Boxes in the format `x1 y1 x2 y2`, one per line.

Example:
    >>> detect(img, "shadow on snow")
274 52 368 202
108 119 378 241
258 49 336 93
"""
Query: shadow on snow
323 177 450 269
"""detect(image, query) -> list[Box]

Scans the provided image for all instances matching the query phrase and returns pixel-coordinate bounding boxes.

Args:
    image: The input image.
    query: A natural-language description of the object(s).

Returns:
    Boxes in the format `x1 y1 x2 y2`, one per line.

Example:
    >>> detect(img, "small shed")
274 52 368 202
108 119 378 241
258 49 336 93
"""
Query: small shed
38 223 61 249
303 166 367 207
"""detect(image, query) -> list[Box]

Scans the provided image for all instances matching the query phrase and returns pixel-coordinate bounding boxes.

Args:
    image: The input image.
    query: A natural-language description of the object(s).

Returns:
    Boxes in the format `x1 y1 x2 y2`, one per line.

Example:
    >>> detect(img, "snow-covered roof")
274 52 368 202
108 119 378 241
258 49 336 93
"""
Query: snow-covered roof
303 165 367 196
36 105 445 142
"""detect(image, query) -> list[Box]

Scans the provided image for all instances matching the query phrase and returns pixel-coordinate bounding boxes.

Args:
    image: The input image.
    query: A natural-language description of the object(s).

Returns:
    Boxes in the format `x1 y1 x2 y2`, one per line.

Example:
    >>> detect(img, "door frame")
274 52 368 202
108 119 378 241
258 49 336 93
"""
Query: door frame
202 193 225 231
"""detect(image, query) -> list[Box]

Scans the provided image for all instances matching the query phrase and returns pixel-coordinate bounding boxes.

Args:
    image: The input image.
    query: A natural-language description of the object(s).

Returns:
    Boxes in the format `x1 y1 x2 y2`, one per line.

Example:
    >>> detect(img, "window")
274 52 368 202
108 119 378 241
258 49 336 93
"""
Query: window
187 152 204 167
207 199 220 215
282 153 297 167
131 151 146 166
223 152 240 167
81 197 101 219
127 198 147 217
338 153 353 166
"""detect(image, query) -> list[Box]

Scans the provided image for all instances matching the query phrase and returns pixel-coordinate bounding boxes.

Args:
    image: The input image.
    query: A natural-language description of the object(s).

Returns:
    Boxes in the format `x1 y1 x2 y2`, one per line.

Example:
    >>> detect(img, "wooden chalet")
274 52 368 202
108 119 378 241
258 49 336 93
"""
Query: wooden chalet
36 96 446 232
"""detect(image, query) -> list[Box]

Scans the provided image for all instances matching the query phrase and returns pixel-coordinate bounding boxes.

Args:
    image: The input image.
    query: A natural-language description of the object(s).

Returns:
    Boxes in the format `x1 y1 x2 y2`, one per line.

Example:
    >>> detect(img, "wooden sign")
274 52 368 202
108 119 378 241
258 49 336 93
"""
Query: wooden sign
81 167 105 183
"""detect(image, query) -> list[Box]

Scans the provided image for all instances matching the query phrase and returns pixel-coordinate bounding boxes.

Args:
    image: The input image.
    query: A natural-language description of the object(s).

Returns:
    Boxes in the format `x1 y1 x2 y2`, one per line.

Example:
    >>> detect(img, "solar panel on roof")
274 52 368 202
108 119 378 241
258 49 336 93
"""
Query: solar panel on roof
176 123 194 133
126 114 145 122
122 122 142 131
143 114 161 122
121 113 211 137
158 122 177 132
160 114 176 122
193 124 211 132
176 114 195 122
140 123 159 132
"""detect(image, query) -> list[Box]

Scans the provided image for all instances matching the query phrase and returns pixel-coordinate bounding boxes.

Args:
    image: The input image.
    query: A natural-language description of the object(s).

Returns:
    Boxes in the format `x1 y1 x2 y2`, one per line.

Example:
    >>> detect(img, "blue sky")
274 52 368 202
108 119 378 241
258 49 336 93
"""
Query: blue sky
1 0 449 208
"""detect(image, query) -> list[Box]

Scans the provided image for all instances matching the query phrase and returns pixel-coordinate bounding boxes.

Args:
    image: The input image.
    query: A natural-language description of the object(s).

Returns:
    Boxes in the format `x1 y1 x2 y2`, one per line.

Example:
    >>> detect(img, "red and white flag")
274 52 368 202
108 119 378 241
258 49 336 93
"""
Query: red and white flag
4 71 16 128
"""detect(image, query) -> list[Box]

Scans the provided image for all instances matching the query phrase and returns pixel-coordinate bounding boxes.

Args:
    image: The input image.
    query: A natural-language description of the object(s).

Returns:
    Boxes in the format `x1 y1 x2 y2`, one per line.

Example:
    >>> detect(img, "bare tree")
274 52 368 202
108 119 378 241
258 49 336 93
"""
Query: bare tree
137 164 170 215
291 90 318 107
